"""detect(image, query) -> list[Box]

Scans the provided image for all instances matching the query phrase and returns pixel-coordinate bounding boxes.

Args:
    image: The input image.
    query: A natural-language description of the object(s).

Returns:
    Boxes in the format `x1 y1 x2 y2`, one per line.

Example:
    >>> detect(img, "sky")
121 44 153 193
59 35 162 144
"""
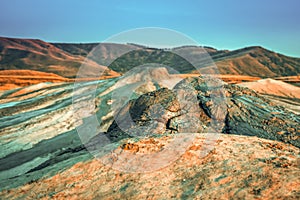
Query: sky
1 0 300 57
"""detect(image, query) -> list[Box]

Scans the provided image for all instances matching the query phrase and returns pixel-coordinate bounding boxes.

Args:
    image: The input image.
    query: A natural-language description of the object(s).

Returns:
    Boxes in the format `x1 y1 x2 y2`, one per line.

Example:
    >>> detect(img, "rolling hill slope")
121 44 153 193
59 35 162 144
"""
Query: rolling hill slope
0 37 116 78
212 46 300 77
53 42 300 77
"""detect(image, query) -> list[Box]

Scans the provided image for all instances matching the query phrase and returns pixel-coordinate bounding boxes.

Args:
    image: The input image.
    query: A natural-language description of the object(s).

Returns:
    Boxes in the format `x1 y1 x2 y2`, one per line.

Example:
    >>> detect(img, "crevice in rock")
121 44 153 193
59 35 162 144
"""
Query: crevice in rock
166 118 178 132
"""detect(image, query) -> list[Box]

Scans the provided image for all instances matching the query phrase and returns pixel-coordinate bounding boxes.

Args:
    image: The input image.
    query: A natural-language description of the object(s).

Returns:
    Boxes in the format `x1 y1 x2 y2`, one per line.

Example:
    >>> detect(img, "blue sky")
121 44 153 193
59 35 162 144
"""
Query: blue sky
1 0 299 57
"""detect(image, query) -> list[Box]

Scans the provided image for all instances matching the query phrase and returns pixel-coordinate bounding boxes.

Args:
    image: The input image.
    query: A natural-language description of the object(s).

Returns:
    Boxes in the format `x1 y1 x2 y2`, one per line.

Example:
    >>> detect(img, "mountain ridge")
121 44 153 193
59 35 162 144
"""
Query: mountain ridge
1 36 300 79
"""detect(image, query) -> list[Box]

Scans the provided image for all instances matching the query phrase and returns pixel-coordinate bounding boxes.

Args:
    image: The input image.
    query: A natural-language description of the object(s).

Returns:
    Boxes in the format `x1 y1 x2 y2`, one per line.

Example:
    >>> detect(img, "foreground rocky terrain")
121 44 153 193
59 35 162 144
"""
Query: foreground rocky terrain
1 134 299 199
0 70 299 199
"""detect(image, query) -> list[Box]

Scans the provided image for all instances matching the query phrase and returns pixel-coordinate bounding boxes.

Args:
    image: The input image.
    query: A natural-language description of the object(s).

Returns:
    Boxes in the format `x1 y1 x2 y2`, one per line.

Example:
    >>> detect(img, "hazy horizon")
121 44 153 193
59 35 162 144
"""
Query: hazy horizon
1 0 300 57
1 35 299 59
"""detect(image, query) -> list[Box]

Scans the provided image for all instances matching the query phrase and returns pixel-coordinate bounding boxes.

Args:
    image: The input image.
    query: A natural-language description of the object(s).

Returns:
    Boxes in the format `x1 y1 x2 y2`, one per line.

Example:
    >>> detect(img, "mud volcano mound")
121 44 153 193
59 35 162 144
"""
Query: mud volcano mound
107 76 300 148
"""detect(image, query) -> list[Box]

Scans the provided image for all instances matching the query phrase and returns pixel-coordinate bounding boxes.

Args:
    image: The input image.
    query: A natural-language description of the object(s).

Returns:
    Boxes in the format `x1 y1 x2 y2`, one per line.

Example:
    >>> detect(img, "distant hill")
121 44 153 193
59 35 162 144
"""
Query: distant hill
51 43 98 56
1 37 299 78
211 46 300 78
0 37 115 78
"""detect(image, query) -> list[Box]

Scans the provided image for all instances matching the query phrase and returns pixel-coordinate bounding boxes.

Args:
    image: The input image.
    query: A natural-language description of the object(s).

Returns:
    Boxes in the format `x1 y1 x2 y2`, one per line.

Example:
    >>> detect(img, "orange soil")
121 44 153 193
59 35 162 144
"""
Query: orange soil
0 70 121 91
274 76 300 83
0 70 70 90
7 67 292 93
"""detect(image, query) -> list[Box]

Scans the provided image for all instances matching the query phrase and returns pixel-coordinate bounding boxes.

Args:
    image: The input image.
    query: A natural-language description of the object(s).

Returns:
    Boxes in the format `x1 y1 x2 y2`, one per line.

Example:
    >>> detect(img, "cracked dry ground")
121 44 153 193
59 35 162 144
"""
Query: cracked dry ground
1 134 299 199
